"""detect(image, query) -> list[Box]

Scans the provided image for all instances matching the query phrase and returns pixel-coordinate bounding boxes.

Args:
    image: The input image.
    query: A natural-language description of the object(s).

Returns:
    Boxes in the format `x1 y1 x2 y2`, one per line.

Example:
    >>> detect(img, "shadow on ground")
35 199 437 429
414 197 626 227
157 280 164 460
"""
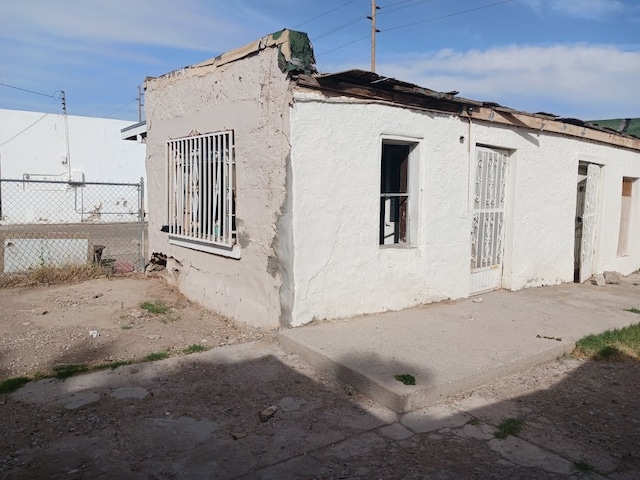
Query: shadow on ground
2 345 639 479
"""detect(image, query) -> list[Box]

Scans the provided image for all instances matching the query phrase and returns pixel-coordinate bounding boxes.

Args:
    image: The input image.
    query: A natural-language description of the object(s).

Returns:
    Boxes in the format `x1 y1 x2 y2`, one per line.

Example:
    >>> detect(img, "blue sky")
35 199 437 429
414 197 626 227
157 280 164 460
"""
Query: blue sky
1 0 638 121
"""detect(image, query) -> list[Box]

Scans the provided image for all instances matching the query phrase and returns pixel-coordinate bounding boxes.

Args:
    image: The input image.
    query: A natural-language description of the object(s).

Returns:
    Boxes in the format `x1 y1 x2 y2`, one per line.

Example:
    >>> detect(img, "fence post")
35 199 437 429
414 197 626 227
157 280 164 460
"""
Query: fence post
139 177 145 272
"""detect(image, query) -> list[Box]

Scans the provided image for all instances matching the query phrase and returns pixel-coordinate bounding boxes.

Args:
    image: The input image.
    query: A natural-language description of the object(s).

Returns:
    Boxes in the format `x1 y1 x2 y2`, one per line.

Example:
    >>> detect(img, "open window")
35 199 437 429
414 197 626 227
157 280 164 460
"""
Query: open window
379 140 417 245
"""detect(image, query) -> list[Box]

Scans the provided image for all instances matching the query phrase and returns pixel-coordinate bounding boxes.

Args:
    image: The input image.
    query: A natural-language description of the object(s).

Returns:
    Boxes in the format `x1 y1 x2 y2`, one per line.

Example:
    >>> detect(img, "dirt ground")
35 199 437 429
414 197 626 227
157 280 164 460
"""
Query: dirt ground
0 276 264 380
1 276 639 479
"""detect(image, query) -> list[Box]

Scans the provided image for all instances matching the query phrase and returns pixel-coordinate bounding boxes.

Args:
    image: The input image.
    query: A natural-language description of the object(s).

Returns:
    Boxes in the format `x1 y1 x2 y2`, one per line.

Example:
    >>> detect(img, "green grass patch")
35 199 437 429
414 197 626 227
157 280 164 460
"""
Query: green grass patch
394 374 416 386
94 360 133 371
143 351 170 362
182 344 209 354
121 324 133 330
139 301 170 315
494 418 525 439
626 307 640 315
466 418 480 426
52 364 89 379
572 322 640 361
0 376 31 394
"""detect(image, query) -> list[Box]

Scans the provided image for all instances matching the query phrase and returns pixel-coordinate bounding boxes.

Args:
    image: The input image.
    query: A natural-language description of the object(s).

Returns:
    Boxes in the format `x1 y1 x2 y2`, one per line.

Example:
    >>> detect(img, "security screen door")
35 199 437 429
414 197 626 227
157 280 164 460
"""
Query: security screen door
470 146 509 294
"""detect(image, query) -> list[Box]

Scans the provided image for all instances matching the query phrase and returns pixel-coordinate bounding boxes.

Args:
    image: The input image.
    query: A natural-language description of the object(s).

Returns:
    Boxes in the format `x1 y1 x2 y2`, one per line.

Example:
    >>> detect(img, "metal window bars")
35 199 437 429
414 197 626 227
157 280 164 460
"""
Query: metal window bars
166 131 236 248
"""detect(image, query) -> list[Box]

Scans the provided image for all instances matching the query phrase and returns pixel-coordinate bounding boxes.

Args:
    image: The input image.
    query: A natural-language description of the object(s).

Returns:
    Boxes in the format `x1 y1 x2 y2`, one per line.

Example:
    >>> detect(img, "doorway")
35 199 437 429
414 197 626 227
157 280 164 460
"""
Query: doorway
470 146 509 294
574 162 600 283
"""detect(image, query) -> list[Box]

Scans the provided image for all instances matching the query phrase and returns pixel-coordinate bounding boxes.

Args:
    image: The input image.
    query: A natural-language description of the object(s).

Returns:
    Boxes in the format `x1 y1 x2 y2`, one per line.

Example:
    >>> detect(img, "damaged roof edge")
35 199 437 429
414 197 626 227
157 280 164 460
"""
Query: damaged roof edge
147 29 316 83
294 70 640 152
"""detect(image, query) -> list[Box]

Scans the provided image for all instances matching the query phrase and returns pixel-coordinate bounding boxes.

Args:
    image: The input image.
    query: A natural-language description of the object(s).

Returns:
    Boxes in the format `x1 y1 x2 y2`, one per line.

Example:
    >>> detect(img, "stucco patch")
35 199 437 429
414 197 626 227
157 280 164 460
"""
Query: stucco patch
237 231 251 248
267 254 280 278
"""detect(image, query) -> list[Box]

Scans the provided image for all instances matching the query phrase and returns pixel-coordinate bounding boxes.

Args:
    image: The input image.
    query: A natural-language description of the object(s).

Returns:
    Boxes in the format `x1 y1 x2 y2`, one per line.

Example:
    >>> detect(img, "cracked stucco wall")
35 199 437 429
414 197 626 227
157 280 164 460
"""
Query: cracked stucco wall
145 47 293 329
289 91 640 326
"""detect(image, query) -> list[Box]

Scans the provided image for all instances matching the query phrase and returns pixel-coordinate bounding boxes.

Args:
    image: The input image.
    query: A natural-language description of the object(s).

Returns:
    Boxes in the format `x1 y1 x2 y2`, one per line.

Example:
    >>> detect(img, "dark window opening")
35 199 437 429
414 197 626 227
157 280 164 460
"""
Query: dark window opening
380 143 410 245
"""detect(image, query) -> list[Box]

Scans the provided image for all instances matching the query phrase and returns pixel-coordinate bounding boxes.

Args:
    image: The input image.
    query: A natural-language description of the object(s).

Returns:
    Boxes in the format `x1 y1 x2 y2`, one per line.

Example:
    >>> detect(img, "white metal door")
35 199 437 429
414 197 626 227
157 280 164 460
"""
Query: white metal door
579 163 600 283
470 147 509 294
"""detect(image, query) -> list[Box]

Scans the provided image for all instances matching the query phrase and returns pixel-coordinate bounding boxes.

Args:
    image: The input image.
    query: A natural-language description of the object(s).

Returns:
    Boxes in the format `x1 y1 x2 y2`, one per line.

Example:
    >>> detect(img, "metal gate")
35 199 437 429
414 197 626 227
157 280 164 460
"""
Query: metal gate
470 146 509 294
0 177 146 277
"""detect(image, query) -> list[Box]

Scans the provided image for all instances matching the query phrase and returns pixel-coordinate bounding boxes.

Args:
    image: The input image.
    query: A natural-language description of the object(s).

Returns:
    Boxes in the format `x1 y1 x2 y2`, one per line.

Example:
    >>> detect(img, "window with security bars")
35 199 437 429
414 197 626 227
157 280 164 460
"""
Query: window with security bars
166 131 236 254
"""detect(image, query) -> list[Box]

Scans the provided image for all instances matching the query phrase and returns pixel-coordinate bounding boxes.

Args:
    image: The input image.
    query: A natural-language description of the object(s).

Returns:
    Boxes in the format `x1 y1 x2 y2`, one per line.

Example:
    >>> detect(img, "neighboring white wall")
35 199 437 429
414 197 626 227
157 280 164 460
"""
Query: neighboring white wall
0 109 145 182
0 109 146 224
145 47 293 330
289 91 640 326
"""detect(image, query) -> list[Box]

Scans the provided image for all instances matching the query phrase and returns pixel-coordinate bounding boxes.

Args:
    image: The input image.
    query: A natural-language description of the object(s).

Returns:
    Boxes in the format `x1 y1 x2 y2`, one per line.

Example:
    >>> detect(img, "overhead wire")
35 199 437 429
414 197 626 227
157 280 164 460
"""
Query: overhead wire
313 14 370 40
0 113 50 148
294 0 358 28
379 0 437 15
380 0 424 7
103 99 137 119
316 0 515 56
383 0 515 31
316 34 372 57
0 81 58 99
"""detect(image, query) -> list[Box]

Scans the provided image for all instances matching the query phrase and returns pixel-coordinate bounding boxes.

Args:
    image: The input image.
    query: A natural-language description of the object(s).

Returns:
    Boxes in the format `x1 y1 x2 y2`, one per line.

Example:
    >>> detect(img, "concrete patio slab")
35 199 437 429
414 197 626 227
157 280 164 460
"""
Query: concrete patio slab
278 278 640 413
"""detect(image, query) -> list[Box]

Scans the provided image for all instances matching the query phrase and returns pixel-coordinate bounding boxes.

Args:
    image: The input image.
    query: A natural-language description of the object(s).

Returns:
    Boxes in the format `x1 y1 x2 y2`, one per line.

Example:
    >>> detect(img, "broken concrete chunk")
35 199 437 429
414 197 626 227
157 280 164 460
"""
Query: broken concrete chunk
604 271 623 285
259 405 278 422
229 431 247 440
594 274 606 287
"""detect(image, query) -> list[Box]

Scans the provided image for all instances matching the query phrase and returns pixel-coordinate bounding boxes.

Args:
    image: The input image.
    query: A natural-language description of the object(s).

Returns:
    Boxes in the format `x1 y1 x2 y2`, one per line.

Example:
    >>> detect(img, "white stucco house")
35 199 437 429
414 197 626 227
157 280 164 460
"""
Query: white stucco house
144 29 640 330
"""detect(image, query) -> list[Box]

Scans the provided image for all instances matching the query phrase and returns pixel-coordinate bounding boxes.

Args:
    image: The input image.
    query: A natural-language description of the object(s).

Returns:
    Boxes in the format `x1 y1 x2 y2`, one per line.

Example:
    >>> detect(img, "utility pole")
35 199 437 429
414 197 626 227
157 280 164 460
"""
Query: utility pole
61 91 71 177
368 0 380 72
137 85 144 123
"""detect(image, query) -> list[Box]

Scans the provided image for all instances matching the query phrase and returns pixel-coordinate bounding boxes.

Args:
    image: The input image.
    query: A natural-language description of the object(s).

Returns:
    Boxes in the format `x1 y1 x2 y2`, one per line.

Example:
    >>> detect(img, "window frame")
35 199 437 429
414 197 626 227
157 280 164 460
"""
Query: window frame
379 136 420 247
165 130 240 259
617 176 637 257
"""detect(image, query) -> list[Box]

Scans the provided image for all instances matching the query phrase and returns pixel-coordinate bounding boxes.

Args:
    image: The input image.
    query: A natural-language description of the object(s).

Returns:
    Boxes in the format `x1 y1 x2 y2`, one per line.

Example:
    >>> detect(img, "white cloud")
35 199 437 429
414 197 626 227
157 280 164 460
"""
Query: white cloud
0 0 277 52
368 44 640 119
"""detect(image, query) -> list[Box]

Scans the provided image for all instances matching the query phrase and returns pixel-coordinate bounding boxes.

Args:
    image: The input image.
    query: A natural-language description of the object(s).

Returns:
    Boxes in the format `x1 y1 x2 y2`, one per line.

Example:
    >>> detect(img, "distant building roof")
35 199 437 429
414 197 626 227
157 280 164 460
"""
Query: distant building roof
121 120 146 142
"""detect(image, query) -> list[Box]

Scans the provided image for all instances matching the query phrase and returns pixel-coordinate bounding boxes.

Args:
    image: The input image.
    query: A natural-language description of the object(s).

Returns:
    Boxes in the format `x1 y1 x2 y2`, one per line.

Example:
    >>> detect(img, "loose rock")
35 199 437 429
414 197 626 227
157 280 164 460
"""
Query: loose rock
259 405 278 422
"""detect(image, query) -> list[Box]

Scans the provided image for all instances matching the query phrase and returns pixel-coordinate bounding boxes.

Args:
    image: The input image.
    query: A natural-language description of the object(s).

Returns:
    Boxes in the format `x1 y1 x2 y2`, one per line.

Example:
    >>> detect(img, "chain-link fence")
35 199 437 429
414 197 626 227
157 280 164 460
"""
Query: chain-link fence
0 178 146 278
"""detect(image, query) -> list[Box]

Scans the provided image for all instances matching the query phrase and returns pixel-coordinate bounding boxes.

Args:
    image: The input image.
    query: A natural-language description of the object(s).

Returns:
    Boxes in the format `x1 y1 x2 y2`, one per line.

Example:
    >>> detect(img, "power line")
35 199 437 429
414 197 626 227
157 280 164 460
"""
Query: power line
0 81 59 99
316 34 372 57
0 113 50 148
103 99 137 119
380 0 423 7
313 14 370 41
314 0 514 59
383 0 515 32
379 0 437 15
294 0 358 28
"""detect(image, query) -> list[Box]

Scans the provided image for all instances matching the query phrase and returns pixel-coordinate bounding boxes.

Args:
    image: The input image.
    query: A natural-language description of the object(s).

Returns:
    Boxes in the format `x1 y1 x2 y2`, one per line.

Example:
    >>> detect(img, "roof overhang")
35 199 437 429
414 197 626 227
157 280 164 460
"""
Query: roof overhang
121 121 147 142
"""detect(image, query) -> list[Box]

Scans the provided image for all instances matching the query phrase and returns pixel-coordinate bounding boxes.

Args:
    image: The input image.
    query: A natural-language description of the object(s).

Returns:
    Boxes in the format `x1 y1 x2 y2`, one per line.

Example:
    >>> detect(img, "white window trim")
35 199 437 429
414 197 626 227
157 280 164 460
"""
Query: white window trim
379 135 421 247
168 235 241 259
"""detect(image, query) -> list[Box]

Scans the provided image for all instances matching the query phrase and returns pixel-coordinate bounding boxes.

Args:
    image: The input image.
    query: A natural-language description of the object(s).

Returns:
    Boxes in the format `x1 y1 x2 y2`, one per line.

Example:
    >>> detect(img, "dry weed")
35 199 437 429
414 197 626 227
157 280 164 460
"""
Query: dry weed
0 263 112 288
